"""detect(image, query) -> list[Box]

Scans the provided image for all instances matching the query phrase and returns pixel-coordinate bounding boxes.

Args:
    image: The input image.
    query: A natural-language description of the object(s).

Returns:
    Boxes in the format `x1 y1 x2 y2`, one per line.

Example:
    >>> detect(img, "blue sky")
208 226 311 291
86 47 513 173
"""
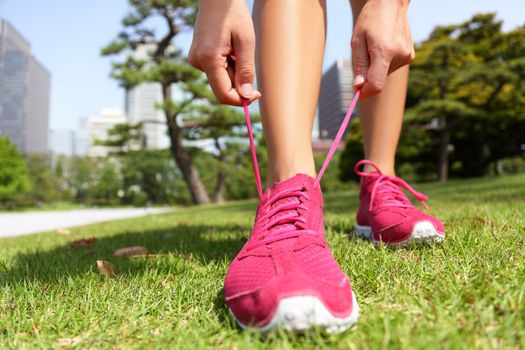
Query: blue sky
0 0 523 130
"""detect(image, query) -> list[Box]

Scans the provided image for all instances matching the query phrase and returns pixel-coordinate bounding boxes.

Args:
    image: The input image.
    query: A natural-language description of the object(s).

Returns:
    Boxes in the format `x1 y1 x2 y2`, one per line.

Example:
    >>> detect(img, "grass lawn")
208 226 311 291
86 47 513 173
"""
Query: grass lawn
1 174 524 349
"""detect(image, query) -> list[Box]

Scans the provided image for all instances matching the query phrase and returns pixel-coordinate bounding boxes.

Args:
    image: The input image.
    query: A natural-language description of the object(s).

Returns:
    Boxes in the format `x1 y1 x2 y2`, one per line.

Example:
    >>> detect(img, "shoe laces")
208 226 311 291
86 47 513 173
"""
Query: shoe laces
355 160 430 212
230 55 362 250
246 185 314 250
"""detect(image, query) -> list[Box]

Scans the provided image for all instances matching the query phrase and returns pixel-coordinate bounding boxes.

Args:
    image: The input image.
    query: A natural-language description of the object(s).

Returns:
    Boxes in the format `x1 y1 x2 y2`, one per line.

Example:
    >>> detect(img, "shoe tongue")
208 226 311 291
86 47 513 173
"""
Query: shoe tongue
268 173 315 195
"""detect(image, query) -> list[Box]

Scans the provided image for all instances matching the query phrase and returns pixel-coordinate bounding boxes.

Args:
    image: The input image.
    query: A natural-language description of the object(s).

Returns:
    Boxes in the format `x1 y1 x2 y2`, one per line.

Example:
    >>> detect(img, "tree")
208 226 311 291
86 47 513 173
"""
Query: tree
24 154 62 205
66 156 123 206
121 149 178 205
183 105 260 202
102 0 247 204
406 13 525 181
68 156 96 204
94 122 145 155
54 155 73 199
96 122 183 205
91 161 122 205
0 137 31 203
407 28 479 181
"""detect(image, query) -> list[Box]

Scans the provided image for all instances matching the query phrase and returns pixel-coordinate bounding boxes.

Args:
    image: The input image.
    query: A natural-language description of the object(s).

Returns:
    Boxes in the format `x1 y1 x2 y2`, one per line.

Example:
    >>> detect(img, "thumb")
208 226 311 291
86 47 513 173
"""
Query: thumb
351 33 369 90
232 33 256 99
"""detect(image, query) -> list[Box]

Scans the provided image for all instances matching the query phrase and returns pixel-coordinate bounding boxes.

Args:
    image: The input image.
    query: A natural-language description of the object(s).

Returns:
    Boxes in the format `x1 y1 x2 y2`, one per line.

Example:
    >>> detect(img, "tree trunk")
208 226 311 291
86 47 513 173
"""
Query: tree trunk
162 85 210 205
437 116 450 182
437 75 449 182
212 171 227 203
212 138 226 203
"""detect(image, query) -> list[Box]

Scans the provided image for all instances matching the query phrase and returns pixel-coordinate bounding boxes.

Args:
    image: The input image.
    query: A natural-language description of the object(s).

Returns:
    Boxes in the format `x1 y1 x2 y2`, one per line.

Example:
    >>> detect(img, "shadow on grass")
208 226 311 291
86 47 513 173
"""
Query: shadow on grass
1 222 247 286
0 187 384 287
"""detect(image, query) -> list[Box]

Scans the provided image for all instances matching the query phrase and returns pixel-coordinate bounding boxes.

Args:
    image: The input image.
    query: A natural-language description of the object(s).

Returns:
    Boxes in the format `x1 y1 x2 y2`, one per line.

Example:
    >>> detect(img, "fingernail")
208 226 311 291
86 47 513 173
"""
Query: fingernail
239 84 253 98
354 75 365 86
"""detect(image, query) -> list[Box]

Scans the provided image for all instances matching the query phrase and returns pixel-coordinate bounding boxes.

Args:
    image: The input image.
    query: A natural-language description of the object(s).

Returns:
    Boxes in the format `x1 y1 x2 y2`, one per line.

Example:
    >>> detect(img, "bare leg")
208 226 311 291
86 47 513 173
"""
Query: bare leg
254 0 327 186
358 68 408 176
350 0 408 176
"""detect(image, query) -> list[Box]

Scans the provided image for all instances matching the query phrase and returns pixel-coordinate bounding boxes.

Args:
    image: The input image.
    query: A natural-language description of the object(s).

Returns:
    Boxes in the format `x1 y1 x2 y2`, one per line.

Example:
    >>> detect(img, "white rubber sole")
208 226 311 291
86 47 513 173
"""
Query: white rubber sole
355 220 444 247
230 292 359 334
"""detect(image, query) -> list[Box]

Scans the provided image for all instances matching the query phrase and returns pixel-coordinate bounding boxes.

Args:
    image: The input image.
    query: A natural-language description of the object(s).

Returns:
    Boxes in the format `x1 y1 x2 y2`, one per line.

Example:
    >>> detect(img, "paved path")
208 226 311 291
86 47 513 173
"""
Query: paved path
0 208 173 238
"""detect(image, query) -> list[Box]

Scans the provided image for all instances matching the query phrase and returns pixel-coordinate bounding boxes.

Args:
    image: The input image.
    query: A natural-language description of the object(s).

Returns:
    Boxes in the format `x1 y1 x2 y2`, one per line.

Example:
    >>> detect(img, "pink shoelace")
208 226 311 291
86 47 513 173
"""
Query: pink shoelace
241 90 361 201
230 53 361 247
241 88 360 249
354 160 430 212
245 185 315 250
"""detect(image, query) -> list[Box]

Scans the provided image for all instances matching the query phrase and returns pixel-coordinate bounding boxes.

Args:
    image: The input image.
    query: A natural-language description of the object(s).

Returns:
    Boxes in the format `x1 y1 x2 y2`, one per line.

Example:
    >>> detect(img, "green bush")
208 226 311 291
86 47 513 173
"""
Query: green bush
121 149 178 205
23 154 64 205
338 119 440 183
91 161 122 205
0 137 31 205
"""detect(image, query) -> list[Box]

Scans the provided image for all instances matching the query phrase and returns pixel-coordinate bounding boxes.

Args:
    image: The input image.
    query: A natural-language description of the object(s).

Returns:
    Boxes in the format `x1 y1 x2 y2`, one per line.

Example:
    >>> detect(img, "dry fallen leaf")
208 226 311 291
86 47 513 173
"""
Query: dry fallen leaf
96 260 115 277
69 237 96 248
113 246 150 257
56 228 71 235
56 336 81 347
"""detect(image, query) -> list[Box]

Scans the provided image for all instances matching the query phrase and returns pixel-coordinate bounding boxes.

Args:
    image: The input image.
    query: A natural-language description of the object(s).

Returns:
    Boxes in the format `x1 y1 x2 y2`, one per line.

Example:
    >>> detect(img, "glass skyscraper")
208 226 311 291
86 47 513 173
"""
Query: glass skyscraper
124 44 170 150
0 19 50 153
318 59 355 140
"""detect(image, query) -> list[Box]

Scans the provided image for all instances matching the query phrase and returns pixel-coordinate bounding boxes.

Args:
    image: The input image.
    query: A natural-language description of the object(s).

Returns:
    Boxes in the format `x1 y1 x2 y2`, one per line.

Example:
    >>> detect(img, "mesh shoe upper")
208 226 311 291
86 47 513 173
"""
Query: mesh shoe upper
224 174 355 327
225 88 361 329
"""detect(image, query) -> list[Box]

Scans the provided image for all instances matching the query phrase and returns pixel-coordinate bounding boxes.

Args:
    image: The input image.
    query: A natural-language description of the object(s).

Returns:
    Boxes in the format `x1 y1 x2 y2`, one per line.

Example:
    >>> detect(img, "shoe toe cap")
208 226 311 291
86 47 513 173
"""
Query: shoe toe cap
226 273 355 328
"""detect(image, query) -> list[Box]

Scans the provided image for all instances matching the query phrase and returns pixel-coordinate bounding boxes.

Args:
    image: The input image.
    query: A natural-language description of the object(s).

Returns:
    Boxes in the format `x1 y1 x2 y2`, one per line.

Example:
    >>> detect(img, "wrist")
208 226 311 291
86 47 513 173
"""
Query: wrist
367 0 410 8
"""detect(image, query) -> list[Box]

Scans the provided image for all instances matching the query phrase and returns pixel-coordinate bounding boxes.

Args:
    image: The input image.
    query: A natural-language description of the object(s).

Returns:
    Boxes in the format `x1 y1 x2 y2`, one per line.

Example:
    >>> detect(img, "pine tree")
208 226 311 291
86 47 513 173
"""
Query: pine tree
102 0 247 204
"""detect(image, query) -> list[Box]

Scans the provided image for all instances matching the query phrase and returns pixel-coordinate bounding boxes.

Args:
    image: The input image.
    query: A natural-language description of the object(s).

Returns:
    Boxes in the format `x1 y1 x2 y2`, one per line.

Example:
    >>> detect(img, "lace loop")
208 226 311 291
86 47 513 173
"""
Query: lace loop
249 186 311 246
354 160 430 212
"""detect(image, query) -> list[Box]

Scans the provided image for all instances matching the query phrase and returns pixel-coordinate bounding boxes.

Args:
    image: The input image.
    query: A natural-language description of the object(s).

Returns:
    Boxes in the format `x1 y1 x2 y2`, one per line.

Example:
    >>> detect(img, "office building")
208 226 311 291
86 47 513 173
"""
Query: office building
124 45 170 149
0 19 51 153
84 108 128 157
318 59 354 140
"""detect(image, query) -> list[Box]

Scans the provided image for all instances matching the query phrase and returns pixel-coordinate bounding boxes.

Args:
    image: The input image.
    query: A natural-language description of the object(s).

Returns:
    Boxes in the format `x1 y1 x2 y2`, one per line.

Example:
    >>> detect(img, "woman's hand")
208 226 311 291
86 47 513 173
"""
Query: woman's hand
189 0 261 106
351 0 415 98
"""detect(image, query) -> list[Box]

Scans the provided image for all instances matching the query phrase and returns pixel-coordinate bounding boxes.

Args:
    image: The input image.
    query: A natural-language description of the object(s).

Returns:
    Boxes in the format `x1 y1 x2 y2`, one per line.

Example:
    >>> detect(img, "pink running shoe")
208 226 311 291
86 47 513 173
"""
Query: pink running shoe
225 174 358 332
354 160 445 246
225 92 362 332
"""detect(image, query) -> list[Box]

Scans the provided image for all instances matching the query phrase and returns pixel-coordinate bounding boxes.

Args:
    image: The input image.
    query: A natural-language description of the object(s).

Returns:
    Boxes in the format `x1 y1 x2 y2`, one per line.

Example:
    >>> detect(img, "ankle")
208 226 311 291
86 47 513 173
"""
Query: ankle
363 162 395 176
267 160 316 186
